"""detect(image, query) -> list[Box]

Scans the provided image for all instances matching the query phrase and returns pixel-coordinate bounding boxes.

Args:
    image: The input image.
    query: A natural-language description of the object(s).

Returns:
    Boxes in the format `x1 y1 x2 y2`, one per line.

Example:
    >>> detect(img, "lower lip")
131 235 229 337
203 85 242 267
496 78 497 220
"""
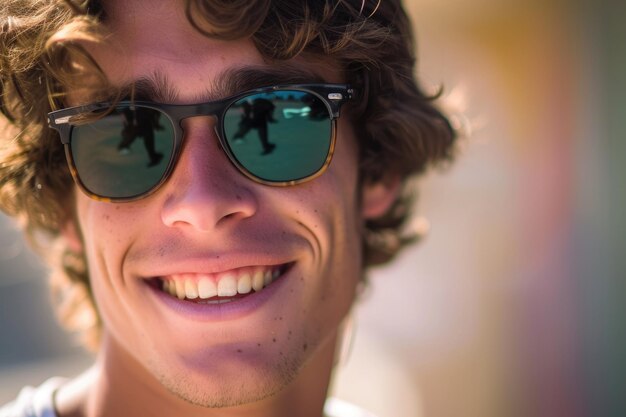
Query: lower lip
145 267 291 322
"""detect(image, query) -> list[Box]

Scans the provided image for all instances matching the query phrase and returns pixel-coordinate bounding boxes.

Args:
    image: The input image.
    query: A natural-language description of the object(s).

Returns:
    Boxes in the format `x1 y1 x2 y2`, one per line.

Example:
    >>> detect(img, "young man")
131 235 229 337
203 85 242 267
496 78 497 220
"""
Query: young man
0 0 455 416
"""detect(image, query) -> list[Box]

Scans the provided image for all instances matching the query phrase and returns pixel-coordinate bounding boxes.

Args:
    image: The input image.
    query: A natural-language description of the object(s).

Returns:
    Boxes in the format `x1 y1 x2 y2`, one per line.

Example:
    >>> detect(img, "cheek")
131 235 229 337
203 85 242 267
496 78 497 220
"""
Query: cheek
292 127 363 304
294 119 363 265
324 122 363 246
279 143 361 262
77 195 150 249
75 195 149 307
322 123 364 302
76 196 162 352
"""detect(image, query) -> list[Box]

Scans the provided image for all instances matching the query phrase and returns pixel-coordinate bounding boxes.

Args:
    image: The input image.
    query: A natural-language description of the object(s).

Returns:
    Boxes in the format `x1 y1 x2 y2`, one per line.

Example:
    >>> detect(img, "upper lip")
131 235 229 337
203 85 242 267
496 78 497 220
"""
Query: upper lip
134 254 295 279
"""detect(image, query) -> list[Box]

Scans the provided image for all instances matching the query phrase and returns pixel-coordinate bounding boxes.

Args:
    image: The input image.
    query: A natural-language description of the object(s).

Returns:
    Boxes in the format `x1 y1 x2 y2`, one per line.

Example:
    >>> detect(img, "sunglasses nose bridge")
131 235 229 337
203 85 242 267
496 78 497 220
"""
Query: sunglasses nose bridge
197 102 224 118
173 103 219 123
173 101 220 129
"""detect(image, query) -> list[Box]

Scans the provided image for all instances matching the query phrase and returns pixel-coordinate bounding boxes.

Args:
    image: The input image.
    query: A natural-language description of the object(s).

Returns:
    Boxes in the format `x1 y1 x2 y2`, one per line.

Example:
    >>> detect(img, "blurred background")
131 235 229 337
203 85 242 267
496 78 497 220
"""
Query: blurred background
1 0 625 416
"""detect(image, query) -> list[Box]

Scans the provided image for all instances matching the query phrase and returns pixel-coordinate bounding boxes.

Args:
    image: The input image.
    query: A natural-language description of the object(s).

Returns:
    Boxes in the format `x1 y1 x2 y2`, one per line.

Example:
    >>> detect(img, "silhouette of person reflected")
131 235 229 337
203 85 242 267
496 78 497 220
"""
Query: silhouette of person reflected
304 95 327 121
118 107 164 167
233 98 277 155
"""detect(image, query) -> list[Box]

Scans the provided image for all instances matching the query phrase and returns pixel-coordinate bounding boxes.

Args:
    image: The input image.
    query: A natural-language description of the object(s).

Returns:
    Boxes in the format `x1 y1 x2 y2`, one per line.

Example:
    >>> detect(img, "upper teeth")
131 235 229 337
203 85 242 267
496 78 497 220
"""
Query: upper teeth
162 267 281 300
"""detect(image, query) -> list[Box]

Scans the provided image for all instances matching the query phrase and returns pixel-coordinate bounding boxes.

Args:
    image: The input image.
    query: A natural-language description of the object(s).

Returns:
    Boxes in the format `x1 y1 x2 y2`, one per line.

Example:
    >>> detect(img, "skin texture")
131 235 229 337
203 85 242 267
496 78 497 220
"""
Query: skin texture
56 1 398 416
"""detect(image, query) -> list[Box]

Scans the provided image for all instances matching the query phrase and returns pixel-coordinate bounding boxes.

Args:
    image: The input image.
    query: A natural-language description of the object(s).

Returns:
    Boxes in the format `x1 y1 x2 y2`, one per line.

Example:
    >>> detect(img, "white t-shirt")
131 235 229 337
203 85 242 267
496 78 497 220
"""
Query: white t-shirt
0 379 378 417
0 378 64 417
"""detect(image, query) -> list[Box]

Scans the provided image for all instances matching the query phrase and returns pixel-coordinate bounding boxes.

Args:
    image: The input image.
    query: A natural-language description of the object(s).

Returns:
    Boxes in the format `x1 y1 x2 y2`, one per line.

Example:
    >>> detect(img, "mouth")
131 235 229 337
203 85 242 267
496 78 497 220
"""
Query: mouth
148 263 292 305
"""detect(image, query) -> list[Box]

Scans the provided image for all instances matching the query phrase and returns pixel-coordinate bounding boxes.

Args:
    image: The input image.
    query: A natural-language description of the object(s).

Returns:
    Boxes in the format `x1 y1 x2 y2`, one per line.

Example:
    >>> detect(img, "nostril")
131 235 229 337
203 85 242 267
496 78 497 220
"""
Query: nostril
221 211 243 222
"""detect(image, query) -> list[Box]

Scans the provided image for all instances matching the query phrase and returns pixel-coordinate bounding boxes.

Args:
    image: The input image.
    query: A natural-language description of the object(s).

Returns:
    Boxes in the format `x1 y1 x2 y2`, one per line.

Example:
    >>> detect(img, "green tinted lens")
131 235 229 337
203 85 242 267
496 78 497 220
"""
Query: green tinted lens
223 90 331 182
70 106 174 199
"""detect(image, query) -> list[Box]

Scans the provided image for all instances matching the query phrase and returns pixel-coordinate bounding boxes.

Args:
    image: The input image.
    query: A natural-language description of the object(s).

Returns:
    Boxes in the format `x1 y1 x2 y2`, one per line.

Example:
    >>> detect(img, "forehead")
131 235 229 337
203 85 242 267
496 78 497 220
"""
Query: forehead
84 0 341 104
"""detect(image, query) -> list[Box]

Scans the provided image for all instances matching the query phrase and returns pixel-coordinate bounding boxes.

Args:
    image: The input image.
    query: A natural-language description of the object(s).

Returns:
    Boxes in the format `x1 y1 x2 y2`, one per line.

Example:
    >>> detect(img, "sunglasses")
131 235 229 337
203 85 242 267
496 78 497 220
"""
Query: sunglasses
48 84 354 202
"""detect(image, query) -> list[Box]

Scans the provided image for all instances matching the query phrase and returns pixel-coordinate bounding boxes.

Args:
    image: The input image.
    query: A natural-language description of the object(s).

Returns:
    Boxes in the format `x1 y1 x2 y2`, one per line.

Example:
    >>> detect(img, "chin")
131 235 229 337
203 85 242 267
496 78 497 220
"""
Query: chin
146 343 308 408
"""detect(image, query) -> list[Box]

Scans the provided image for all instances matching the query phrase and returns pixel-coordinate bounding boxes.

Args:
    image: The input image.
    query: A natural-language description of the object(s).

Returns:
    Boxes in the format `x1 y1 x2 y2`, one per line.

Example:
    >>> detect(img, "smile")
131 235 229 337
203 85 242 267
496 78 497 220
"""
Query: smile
154 264 291 304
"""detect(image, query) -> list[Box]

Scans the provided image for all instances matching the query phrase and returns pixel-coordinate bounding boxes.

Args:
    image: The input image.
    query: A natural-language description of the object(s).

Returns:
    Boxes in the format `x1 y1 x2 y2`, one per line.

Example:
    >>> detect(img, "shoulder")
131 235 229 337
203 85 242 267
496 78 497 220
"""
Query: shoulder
324 397 379 417
0 378 65 417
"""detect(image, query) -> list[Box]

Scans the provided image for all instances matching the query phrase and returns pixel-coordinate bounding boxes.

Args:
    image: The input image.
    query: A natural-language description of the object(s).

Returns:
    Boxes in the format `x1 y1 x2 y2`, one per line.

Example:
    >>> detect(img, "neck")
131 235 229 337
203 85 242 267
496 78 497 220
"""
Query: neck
55 332 338 417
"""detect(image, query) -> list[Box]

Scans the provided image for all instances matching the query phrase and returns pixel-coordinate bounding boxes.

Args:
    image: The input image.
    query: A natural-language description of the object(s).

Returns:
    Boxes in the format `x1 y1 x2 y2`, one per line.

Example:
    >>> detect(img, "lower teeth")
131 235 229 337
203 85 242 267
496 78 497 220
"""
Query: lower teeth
199 298 235 305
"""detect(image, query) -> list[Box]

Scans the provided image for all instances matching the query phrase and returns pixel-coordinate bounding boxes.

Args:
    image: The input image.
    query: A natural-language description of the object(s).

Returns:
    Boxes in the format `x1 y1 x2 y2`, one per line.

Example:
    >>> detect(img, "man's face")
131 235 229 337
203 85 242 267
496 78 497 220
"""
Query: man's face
68 0 387 407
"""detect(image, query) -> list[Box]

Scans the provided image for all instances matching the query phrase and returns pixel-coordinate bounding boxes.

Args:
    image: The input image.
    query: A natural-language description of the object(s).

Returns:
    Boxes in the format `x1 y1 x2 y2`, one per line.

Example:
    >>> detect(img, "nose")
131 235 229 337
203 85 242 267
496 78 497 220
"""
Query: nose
160 117 258 232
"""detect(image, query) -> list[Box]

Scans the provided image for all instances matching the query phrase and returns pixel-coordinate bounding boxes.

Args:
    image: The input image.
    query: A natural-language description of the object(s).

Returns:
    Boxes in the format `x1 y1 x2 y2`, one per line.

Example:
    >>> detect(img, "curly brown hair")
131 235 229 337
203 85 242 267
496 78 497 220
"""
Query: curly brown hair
0 0 456 348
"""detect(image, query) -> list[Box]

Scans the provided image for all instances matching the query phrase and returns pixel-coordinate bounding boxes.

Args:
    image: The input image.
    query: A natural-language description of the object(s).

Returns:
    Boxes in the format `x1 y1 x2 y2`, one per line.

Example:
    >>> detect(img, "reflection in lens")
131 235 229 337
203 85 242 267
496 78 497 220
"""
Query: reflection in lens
224 91 331 182
71 106 174 198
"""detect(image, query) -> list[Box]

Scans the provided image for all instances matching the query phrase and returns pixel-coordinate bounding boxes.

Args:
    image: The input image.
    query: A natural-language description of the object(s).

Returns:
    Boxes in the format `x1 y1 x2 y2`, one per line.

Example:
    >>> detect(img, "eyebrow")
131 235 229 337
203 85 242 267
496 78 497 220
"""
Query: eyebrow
127 65 328 103
132 71 178 103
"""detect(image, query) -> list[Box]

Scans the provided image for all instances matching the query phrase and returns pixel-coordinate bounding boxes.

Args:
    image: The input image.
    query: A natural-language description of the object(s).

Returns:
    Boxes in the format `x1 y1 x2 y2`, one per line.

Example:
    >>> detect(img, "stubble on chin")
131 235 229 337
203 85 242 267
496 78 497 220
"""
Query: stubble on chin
145 343 309 408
